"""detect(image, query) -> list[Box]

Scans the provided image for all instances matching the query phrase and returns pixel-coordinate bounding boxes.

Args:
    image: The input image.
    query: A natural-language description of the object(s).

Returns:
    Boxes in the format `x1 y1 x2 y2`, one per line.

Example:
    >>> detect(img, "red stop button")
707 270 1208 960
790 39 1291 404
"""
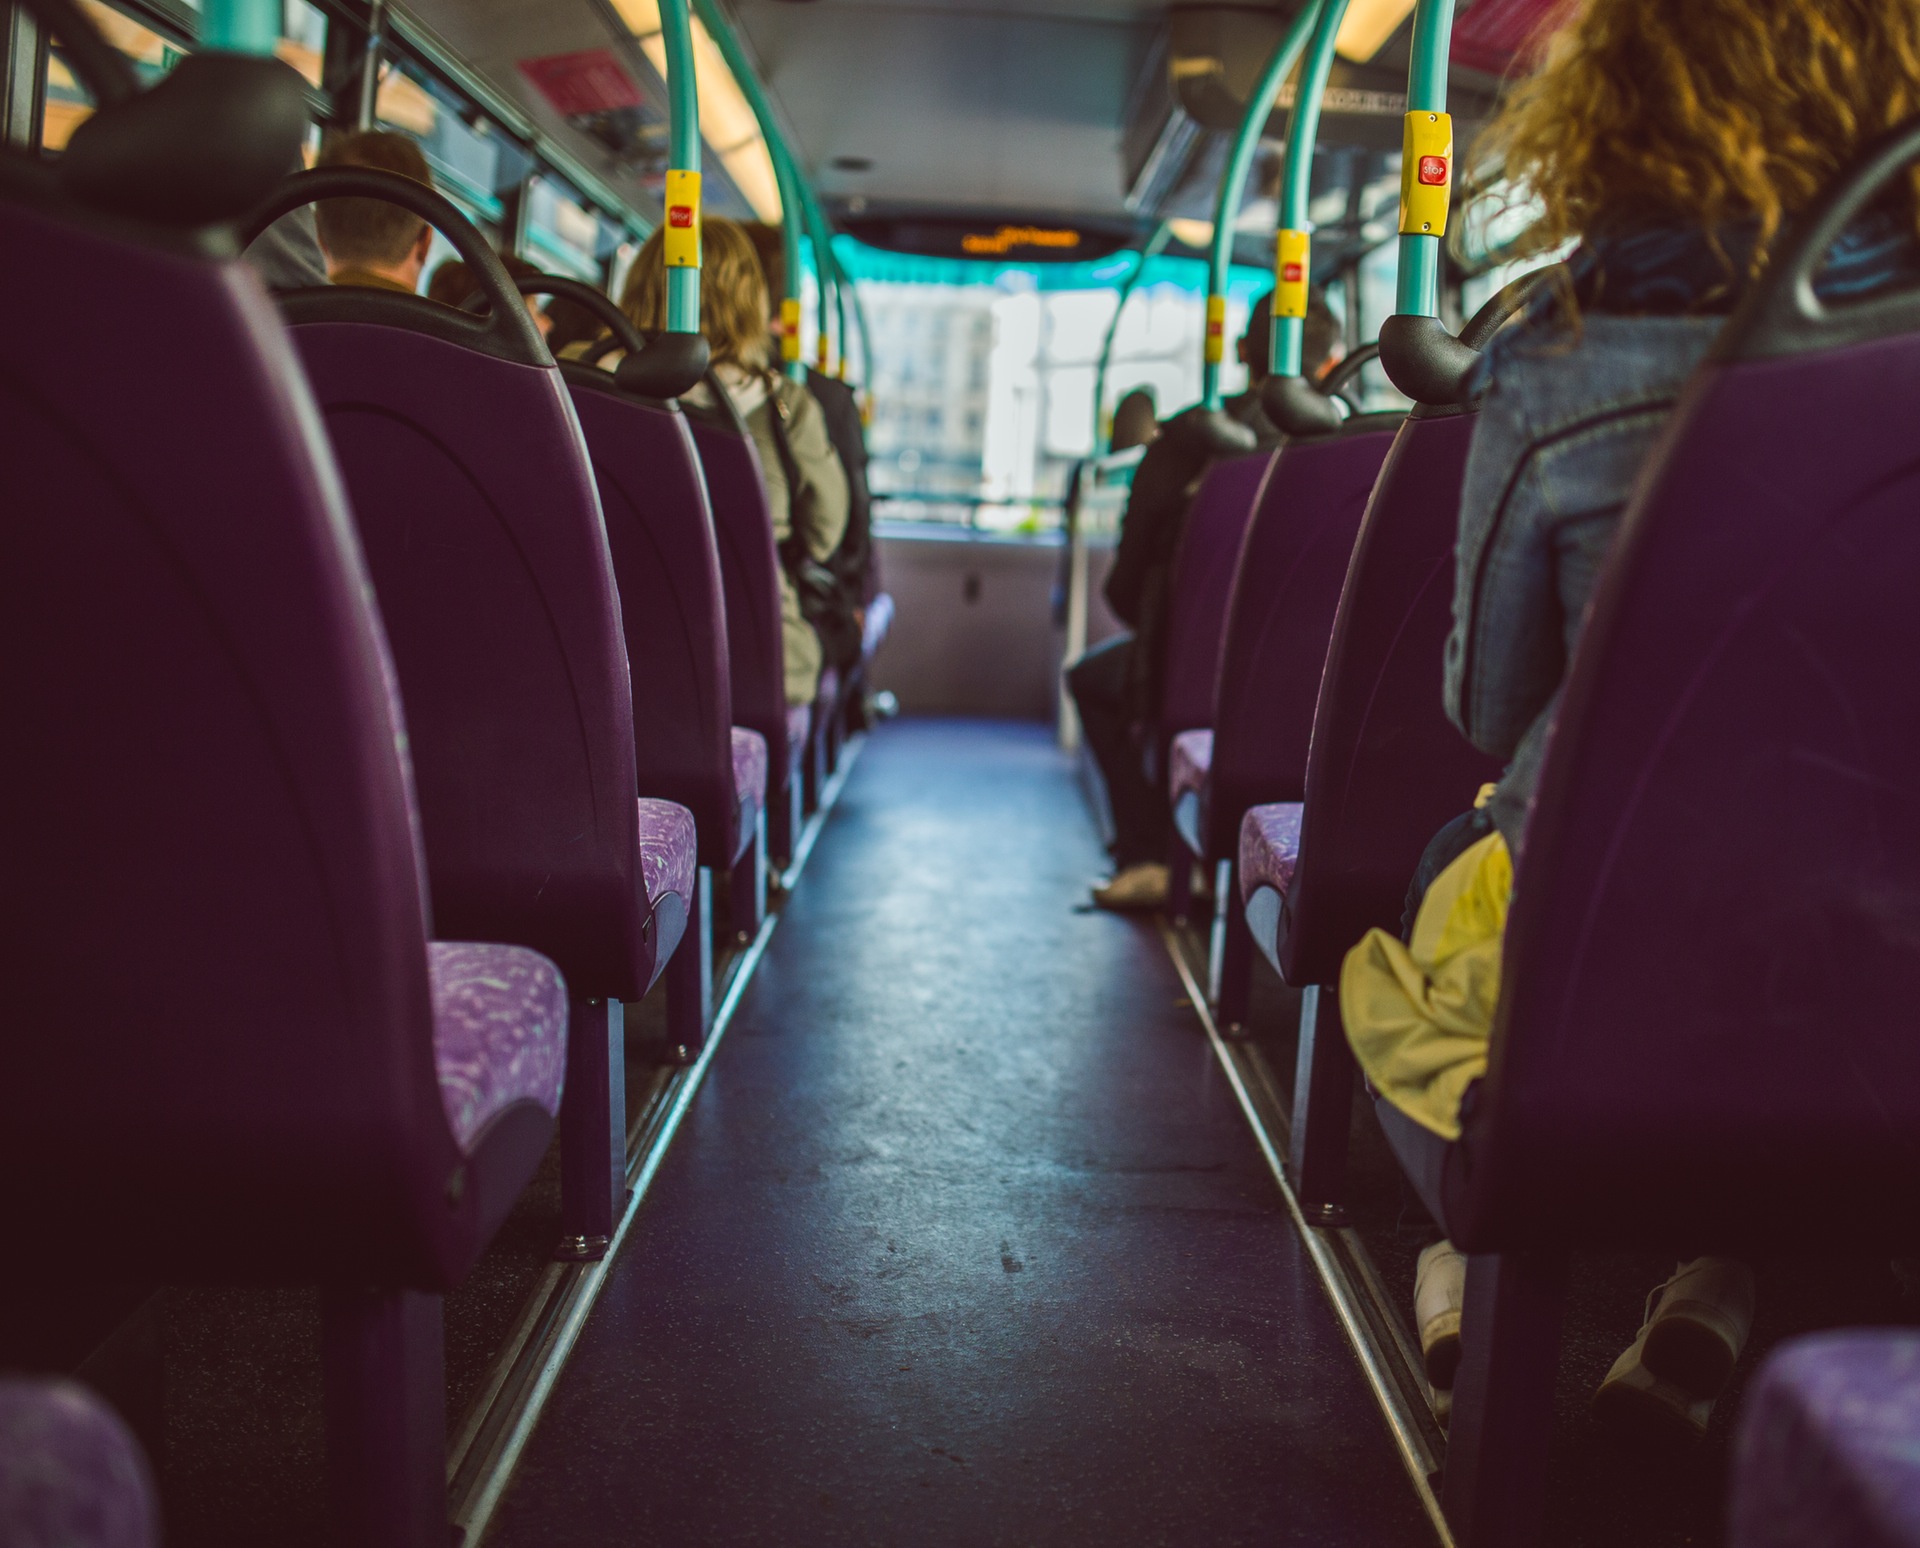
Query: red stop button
669 205 695 228
1418 154 1448 186
1282 261 1304 283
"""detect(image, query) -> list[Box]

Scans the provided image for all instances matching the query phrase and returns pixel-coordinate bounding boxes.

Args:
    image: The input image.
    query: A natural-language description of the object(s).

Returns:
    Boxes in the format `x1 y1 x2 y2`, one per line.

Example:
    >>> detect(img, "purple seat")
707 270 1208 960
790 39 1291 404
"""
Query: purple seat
1169 728 1214 854
429 942 570 1153
553 336 765 953
2 69 560 1544
1238 802 1303 913
1201 421 1399 873
732 727 770 822
0 1379 158 1548
1381 139 1920 1546
245 169 695 1255
560 372 747 870
687 404 805 867
1731 1331 1920 1548
1159 453 1274 757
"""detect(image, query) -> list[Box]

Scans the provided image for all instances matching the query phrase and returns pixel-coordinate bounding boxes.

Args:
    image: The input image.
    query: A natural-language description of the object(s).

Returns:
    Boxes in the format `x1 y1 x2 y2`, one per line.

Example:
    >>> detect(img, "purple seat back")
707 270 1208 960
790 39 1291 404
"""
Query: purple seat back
1159 452 1274 737
1278 410 1504 985
284 312 647 1001
1451 324 1920 1253
688 410 793 789
1204 420 1400 862
564 372 739 869
0 195 487 1286
0 1378 157 1548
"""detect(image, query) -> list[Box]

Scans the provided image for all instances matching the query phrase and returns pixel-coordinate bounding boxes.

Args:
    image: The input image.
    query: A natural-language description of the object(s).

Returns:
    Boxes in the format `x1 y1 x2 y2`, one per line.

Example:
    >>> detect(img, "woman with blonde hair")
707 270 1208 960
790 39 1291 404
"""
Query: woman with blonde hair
621 217 848 708
1340 0 1920 1442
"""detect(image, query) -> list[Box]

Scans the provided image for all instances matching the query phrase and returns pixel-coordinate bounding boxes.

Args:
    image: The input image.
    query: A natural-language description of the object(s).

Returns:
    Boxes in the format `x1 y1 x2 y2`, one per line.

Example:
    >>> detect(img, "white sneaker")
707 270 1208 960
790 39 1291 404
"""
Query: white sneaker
1090 862 1169 912
1639 1257 1755 1400
1593 1326 1714 1446
1415 1240 1467 1391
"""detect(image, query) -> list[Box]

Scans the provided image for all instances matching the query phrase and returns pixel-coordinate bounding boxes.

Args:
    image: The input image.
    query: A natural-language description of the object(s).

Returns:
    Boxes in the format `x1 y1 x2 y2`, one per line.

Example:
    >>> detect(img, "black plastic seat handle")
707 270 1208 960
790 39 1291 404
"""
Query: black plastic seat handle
241 166 549 367
1723 112 1920 363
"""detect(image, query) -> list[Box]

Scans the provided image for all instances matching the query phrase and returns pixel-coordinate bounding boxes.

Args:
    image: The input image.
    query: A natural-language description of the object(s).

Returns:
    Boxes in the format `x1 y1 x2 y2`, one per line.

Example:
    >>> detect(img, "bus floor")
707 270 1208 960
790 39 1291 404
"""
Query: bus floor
486 718 1434 1546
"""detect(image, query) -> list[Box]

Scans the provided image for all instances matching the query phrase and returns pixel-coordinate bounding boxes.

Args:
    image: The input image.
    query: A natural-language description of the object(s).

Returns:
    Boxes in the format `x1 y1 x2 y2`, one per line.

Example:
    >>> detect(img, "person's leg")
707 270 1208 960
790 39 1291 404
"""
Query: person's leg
1595 1257 1757 1443
1066 635 1167 869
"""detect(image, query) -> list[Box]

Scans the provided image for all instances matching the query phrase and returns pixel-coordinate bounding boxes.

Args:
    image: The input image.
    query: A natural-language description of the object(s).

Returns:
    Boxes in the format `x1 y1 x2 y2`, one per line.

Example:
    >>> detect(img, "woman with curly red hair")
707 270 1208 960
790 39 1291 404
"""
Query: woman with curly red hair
1342 0 1920 1441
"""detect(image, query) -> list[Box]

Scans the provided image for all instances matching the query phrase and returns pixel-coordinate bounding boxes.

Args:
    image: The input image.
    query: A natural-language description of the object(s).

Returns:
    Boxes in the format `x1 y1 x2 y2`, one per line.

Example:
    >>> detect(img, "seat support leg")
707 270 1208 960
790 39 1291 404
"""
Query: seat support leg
729 812 767 941
1289 984 1353 1224
665 867 714 1065
1213 862 1255 1036
321 1286 446 1548
1443 1251 1569 1548
558 996 625 1259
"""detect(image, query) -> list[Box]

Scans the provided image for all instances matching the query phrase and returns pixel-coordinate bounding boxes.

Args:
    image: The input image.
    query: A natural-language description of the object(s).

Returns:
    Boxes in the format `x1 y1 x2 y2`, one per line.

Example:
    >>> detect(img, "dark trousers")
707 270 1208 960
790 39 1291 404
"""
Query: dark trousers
1067 633 1168 869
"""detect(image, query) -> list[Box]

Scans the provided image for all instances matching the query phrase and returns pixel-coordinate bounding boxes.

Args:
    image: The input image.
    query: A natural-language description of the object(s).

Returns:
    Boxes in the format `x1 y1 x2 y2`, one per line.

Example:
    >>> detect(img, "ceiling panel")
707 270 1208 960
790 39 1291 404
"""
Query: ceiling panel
731 0 1161 219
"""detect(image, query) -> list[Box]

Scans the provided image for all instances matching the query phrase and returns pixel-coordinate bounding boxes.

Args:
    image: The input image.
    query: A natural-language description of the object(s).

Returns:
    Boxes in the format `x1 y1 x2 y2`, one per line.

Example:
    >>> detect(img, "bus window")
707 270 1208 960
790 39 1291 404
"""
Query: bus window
524 174 602 282
40 0 182 151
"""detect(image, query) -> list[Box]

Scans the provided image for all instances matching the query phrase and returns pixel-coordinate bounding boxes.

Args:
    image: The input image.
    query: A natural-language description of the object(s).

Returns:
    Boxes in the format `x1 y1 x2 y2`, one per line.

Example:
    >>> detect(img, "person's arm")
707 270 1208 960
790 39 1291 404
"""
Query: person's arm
787 387 849 563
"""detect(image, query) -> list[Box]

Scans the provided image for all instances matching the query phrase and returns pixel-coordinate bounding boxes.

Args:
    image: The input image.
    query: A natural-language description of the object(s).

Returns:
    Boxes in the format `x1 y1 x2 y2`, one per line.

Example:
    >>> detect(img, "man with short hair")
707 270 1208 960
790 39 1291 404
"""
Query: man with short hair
1070 288 1341 911
314 130 436 293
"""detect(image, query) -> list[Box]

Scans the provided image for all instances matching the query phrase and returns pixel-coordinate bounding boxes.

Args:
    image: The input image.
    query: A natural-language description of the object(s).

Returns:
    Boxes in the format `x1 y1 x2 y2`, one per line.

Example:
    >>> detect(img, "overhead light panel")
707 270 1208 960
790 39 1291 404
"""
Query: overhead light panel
1166 217 1214 249
616 0 783 222
1335 0 1417 61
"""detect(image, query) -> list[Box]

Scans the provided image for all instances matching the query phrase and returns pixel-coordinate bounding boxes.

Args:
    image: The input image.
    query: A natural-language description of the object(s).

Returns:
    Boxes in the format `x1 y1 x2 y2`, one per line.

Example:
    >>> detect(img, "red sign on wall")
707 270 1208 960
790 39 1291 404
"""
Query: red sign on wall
517 50 643 118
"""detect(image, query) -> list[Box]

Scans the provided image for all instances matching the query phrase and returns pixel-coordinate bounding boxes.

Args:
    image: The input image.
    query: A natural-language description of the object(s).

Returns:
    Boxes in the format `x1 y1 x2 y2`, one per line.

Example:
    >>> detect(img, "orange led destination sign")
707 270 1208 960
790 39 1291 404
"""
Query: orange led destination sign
959 225 1084 256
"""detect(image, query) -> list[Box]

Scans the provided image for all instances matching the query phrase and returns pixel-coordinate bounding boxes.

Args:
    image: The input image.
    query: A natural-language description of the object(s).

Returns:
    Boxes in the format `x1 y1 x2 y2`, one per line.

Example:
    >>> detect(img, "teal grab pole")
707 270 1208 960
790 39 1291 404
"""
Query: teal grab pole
1202 0 1322 409
690 0 810 379
202 0 277 54
1271 0 1353 376
1095 221 1171 450
1394 0 1457 317
658 0 701 333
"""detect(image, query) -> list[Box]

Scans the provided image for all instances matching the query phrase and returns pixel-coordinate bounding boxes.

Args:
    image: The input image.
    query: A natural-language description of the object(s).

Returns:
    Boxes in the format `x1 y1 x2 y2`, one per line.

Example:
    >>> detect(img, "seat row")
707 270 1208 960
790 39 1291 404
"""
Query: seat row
1135 131 1920 1548
0 28 882 1548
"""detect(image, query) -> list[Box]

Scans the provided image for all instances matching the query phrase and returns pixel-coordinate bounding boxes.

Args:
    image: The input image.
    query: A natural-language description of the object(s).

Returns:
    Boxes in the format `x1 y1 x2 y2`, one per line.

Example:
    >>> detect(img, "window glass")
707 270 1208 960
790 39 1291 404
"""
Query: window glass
524 176 601 282
847 242 1267 532
41 0 185 150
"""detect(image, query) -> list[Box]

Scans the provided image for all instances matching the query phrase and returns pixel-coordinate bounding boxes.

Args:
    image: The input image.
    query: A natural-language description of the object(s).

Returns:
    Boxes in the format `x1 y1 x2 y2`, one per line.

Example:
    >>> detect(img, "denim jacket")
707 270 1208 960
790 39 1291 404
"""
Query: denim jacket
1443 313 1721 850
1444 215 1920 852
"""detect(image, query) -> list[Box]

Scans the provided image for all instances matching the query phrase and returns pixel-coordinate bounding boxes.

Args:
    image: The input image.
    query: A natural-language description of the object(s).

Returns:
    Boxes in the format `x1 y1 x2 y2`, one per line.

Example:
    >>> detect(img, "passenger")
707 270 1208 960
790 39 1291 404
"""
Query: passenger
743 220 879 659
622 219 849 707
313 130 435 294
1109 388 1159 453
1071 289 1340 911
1338 0 1920 1441
426 253 555 339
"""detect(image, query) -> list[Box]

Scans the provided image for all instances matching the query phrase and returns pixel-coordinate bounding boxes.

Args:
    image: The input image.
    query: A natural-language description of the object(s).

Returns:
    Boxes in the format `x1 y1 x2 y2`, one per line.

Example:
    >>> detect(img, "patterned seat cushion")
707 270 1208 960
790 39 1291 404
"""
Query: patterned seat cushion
637 798 697 908
1732 1331 1920 1548
1239 803 1304 903
731 726 768 808
785 704 811 770
863 592 895 659
429 942 568 1154
1170 728 1212 811
0 1378 158 1548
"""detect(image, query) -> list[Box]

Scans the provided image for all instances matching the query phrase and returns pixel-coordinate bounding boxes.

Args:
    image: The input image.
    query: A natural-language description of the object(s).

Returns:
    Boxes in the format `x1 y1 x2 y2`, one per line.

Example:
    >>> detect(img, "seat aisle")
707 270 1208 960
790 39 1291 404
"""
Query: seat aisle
488 720 1428 1546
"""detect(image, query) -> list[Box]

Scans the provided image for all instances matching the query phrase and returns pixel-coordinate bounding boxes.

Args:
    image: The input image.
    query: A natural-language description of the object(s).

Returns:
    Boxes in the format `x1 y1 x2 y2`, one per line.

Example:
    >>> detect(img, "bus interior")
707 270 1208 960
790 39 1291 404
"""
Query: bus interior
5 0 1920 1544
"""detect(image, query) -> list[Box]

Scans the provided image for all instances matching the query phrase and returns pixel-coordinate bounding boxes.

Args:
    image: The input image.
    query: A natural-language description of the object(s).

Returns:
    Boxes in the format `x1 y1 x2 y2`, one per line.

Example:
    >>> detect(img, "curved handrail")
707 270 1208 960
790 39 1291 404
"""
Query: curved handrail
510 274 711 397
657 0 702 335
242 167 549 366
1723 112 1920 363
1200 0 1323 409
1380 260 1561 406
1256 0 1353 437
